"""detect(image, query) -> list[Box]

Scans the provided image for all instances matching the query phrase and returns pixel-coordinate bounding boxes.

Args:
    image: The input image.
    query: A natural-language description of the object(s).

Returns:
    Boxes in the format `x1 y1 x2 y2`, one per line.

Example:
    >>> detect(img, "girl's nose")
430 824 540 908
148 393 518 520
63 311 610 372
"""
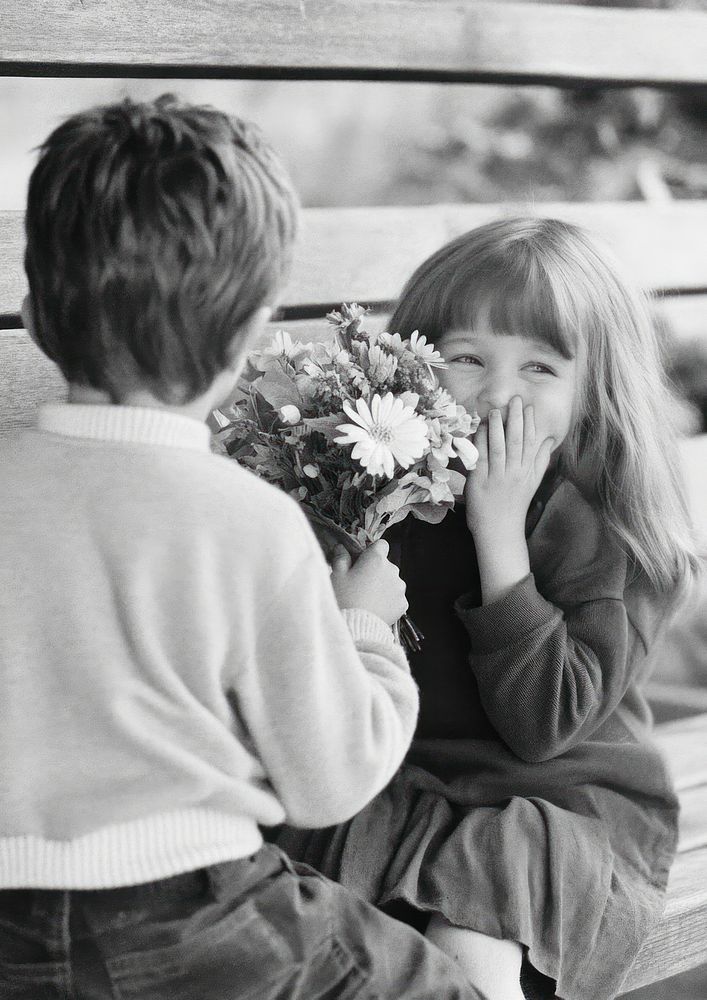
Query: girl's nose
477 376 516 417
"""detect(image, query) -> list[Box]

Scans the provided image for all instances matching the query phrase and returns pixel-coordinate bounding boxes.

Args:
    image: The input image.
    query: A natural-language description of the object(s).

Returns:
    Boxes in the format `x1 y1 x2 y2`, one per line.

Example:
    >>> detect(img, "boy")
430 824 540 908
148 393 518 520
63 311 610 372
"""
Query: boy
0 96 484 998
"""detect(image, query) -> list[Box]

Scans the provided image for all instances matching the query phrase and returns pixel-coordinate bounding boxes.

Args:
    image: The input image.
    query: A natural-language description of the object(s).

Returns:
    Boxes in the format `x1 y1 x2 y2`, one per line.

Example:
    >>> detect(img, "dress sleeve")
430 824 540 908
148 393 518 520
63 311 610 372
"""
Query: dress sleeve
454 485 669 763
232 529 419 829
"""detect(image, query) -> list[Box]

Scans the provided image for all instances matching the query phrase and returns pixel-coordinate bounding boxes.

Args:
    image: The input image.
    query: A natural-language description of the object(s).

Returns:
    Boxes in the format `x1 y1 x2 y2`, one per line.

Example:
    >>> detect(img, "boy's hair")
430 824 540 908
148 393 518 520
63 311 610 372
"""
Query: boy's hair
389 217 698 591
25 94 299 404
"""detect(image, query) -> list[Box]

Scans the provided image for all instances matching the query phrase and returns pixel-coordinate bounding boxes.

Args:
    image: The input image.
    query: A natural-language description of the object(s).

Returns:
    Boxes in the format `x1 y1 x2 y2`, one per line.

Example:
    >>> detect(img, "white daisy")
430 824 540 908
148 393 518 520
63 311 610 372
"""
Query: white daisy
254 330 313 372
408 330 447 369
335 393 428 479
366 344 399 385
377 331 406 356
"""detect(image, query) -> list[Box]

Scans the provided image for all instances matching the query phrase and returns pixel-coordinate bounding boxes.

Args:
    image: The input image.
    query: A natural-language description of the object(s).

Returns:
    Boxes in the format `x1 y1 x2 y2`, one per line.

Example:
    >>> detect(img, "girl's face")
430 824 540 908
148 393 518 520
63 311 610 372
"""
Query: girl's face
436 328 580 449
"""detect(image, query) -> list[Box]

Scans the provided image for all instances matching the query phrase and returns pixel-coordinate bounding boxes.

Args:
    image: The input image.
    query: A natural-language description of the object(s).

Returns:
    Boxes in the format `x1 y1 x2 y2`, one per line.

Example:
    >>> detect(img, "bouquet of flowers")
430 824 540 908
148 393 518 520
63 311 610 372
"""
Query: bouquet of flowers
213 303 480 651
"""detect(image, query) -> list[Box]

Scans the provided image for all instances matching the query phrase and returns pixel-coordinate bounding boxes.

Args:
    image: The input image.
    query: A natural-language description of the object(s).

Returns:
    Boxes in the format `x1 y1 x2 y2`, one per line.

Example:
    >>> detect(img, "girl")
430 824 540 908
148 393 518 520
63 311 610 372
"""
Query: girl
275 218 699 1000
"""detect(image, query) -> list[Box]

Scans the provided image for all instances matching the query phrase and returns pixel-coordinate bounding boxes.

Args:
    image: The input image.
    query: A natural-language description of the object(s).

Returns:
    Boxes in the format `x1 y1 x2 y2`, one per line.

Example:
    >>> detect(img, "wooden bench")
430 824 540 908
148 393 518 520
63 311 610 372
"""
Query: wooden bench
2 2 706 994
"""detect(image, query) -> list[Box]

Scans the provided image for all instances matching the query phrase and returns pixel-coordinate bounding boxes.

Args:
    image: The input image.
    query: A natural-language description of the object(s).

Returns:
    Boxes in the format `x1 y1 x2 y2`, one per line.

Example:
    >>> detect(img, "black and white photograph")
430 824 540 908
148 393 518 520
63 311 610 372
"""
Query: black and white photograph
1 2 706 998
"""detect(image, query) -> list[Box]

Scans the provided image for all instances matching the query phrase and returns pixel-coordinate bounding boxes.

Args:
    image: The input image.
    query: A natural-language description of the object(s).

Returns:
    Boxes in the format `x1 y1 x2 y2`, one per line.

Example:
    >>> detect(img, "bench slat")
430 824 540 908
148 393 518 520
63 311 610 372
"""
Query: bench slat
294 202 707 305
0 331 67 435
647 682 707 725
623 845 707 992
677 786 707 854
655 294 707 344
654 714 707 794
3 203 707 321
624 712 707 990
2 2 706 86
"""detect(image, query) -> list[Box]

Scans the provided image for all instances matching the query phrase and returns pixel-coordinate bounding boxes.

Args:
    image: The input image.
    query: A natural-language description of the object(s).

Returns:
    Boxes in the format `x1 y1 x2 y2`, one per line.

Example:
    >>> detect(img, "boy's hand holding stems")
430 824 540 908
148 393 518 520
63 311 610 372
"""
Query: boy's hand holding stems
330 539 409 627
465 396 556 605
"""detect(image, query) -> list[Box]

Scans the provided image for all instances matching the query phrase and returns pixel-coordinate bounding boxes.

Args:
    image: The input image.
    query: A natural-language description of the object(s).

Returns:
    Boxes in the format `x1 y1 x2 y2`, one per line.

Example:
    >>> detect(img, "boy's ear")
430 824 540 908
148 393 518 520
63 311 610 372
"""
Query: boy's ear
20 295 37 343
227 305 272 374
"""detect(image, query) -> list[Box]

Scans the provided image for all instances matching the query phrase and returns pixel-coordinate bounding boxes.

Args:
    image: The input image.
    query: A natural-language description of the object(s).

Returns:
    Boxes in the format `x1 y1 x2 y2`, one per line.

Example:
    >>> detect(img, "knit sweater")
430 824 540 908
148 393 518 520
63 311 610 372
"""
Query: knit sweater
0 404 417 889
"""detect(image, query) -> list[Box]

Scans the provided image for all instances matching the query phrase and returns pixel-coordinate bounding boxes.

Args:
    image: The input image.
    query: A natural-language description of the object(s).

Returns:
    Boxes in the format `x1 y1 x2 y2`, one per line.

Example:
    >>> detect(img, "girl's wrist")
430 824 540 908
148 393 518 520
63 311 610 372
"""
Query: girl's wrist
475 530 530 605
469 516 526 551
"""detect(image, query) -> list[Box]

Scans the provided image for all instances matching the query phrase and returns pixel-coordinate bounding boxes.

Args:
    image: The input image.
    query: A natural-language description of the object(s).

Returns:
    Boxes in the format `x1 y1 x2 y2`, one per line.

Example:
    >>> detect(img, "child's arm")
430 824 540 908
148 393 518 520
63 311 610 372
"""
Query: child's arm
460 398 671 762
232 523 418 828
457 489 674 763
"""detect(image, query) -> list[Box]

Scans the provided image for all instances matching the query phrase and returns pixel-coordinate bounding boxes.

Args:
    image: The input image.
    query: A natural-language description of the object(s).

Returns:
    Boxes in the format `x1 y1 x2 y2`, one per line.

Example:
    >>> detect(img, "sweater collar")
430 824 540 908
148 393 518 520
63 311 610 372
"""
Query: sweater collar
36 404 212 452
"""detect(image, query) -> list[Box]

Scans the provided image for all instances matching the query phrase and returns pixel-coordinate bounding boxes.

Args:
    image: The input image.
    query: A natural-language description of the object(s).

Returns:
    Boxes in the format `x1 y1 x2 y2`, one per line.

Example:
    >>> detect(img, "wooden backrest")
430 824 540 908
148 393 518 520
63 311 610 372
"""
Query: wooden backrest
1 2 706 335
2 1 706 85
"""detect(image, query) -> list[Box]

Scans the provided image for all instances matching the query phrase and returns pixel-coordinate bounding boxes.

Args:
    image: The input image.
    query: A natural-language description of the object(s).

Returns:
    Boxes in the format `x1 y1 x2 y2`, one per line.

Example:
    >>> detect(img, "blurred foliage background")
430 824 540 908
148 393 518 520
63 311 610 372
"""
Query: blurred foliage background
2 77 705 209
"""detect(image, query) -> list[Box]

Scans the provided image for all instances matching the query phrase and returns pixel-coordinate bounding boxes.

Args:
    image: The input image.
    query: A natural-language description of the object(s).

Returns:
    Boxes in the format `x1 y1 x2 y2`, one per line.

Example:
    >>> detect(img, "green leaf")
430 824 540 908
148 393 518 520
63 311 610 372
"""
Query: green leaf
254 369 303 411
302 415 346 442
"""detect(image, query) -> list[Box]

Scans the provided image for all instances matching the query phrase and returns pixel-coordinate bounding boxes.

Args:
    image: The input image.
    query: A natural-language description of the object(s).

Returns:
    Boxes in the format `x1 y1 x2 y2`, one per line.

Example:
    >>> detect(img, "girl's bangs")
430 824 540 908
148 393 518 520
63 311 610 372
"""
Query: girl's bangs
446 266 579 360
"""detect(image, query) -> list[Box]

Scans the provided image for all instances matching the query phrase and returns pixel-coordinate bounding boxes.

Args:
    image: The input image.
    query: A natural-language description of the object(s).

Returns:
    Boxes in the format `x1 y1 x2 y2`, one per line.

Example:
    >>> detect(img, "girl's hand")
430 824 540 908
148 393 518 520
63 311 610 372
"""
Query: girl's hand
464 397 555 603
465 397 555 538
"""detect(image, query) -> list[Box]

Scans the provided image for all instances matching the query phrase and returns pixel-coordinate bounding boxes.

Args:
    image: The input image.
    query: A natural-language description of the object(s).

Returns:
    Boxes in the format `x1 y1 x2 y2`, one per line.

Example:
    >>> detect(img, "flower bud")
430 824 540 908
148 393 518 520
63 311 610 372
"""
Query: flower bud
279 404 301 424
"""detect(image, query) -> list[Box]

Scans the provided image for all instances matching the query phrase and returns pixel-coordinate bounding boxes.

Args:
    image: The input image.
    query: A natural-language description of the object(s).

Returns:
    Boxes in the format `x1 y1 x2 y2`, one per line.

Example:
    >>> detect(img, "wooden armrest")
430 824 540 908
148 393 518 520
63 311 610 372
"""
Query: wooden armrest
654 712 707 793
623 713 707 990
623 845 707 992
648 682 707 724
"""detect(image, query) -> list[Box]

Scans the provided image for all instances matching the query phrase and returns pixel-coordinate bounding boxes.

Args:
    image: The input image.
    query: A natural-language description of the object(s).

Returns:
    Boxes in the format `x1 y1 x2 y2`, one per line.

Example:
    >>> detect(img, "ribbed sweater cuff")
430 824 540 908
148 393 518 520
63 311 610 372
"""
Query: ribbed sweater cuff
340 608 397 648
455 573 556 654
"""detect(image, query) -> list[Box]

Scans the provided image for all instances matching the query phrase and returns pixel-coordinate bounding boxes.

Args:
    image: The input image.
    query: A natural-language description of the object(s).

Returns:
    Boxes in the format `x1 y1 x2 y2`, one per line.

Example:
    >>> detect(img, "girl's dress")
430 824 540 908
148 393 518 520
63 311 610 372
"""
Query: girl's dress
275 476 679 1000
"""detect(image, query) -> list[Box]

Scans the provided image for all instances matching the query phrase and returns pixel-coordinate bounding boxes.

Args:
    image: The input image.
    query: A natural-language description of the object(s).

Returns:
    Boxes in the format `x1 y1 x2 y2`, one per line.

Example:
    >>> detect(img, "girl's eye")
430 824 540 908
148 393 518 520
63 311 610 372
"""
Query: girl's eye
525 362 555 375
450 355 482 366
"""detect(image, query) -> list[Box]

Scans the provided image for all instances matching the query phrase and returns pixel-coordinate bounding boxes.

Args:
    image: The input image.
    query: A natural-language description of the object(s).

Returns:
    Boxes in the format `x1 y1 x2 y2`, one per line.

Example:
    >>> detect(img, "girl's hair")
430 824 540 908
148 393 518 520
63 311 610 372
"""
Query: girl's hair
389 217 698 592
